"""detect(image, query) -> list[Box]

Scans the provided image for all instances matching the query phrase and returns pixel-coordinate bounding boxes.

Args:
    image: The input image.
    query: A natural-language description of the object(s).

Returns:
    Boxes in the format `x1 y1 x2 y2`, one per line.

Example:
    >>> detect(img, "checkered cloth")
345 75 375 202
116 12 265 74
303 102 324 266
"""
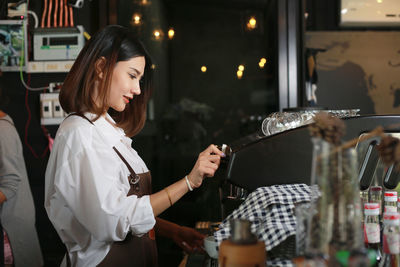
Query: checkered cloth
214 183 319 267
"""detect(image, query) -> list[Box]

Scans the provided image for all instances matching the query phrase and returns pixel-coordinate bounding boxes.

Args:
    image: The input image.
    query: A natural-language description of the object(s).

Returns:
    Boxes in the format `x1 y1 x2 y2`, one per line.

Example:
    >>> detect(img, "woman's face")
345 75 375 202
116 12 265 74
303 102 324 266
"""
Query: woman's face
108 56 145 112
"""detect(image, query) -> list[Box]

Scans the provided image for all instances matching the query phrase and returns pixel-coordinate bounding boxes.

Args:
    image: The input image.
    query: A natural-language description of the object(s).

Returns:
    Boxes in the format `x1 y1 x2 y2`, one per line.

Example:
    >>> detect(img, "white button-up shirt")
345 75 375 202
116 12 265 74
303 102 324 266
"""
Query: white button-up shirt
45 113 156 267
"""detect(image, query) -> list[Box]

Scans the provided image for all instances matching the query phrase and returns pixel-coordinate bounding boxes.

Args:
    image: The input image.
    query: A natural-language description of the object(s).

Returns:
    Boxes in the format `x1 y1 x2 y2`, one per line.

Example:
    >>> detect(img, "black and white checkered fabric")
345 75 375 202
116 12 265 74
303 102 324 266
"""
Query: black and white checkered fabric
214 183 318 267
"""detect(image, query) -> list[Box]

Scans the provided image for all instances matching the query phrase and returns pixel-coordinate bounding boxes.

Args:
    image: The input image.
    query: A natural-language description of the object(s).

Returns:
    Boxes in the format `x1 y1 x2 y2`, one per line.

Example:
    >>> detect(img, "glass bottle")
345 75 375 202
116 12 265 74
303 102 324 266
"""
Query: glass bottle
360 190 369 224
384 191 398 213
364 203 382 264
397 197 400 212
380 212 400 267
306 138 362 264
369 186 383 217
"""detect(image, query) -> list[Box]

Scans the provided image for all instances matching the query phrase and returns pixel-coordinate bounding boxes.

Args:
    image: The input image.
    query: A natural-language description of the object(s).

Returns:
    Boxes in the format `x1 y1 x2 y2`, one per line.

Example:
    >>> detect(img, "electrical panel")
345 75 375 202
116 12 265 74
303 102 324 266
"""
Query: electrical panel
341 0 400 27
0 19 27 71
40 91 67 125
33 25 85 61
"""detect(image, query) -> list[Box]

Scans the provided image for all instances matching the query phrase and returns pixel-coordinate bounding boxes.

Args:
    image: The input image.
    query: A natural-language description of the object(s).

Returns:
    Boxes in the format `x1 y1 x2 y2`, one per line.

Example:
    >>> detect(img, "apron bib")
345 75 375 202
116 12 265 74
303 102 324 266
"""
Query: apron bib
66 114 158 267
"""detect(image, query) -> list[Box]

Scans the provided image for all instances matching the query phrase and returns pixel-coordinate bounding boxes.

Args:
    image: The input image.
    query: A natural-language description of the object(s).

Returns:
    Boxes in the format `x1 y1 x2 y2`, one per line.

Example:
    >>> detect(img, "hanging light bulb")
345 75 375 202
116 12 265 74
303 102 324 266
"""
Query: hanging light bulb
237 70 243 79
168 28 175 39
238 64 245 71
153 30 162 40
259 58 267 68
131 13 142 25
246 17 257 30
201 66 207 72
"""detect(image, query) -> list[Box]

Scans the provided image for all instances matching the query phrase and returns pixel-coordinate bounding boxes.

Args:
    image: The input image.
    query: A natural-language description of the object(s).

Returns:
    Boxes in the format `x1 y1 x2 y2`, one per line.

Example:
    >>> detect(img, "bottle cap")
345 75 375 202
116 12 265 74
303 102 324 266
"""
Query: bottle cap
364 203 380 215
385 191 397 197
385 191 398 202
383 212 400 225
370 186 382 192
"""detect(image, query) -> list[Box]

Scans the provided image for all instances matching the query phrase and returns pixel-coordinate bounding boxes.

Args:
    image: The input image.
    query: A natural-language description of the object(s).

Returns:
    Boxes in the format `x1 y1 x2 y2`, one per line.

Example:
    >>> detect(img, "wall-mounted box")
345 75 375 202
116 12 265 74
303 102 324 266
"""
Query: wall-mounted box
0 19 28 72
40 92 67 125
33 25 85 61
27 60 73 73
341 0 400 27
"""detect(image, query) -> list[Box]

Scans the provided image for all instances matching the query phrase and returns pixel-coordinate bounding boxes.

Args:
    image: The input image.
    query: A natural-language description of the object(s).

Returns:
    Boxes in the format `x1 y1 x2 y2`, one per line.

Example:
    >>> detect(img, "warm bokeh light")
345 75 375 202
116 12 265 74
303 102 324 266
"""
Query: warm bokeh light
132 13 141 25
168 28 175 39
259 62 265 68
247 17 257 30
151 64 156 69
237 70 243 79
153 30 161 39
238 65 245 71
377 0 383 3
201 66 207 72
260 58 267 64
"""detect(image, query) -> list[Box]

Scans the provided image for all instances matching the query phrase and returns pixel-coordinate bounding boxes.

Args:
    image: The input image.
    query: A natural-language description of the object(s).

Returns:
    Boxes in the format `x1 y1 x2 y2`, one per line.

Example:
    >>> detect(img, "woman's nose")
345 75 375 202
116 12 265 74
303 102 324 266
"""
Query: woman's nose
131 82 141 95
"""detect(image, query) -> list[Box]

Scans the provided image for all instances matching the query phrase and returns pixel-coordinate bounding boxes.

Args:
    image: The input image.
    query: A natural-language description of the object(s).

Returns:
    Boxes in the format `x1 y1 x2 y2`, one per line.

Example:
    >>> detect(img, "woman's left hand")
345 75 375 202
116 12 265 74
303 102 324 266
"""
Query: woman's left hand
172 225 205 254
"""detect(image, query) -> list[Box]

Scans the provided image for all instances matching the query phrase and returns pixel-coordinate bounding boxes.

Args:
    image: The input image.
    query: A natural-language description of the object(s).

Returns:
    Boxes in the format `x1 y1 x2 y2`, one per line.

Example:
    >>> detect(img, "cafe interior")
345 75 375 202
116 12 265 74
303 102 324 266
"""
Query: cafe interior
1 0 400 266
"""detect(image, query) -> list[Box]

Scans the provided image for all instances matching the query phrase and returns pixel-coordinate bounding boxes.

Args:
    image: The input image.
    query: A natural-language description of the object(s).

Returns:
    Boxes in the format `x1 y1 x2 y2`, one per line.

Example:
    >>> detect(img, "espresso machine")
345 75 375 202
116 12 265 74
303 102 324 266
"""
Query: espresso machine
218 114 400 217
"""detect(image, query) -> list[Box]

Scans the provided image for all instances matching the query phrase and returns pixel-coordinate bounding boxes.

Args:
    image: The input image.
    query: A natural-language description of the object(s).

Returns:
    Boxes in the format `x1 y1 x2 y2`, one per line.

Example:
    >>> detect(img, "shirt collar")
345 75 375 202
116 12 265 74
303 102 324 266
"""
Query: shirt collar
84 112 126 147
0 114 13 124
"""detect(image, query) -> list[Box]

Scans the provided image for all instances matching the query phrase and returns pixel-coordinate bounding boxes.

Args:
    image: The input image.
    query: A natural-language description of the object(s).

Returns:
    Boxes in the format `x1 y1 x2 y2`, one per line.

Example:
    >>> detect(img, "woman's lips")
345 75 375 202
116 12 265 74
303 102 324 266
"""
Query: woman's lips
123 96 130 103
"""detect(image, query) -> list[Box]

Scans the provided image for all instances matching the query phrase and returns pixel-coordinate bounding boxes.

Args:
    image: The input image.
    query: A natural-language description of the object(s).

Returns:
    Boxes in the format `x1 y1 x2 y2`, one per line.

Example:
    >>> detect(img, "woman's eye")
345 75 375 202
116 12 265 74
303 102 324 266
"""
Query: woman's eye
129 74 136 79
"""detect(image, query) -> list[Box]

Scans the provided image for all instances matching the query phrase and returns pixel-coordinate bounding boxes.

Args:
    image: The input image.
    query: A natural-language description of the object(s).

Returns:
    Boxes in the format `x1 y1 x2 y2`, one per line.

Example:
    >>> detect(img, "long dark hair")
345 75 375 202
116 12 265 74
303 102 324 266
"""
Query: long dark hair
60 25 154 137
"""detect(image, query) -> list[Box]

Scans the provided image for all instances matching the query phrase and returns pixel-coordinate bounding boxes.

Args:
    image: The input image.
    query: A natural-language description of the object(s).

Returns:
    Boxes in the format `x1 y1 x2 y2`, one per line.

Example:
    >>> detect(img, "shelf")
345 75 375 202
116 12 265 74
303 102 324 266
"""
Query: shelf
41 117 65 125
27 60 74 73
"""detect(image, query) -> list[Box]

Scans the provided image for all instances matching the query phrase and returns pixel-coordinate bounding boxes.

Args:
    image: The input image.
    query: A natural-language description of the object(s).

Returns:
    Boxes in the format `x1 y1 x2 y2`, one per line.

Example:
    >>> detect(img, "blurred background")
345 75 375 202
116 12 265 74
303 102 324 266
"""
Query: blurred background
1 0 399 266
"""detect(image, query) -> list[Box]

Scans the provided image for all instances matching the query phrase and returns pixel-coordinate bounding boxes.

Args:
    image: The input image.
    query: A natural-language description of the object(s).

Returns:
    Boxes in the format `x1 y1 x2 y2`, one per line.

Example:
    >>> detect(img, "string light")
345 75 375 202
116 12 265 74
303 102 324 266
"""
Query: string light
259 58 267 68
168 28 175 39
153 30 162 40
140 0 150 5
237 70 243 79
247 17 257 30
238 64 245 71
131 13 141 25
201 66 207 72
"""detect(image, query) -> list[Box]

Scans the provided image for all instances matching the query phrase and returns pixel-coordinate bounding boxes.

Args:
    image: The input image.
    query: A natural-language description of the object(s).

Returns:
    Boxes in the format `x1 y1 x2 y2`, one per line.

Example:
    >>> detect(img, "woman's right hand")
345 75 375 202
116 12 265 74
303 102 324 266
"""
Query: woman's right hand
186 144 224 189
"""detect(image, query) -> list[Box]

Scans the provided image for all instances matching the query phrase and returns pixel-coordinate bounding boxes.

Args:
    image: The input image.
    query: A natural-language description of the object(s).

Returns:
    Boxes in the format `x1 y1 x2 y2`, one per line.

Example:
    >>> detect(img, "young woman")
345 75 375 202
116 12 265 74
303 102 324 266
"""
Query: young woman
44 25 223 267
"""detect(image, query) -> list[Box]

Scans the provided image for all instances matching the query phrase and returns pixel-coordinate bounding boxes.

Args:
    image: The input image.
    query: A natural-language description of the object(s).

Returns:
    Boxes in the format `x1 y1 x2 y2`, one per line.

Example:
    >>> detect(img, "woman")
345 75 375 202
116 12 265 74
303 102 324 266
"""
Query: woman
44 25 223 267
0 73 43 267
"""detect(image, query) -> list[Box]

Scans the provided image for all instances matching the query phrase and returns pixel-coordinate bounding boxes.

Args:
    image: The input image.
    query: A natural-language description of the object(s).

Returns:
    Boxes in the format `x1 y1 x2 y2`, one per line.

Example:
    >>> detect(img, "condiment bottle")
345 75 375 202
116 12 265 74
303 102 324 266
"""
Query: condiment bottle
218 219 266 267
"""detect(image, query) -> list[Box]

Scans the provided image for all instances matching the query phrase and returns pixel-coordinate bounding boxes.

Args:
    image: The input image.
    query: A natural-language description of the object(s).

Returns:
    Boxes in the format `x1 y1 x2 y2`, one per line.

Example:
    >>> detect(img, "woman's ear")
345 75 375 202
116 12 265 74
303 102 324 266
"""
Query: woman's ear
95 57 106 79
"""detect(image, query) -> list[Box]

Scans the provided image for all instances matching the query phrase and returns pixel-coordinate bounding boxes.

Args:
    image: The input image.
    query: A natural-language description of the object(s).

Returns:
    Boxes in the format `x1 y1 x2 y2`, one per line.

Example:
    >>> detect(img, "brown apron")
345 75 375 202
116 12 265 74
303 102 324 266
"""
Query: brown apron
66 114 158 267
97 148 158 267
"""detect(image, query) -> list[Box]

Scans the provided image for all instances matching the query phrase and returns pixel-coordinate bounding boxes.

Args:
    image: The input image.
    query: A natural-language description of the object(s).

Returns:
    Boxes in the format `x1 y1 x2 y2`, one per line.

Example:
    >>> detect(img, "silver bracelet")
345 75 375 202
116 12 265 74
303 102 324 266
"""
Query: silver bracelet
185 175 193 191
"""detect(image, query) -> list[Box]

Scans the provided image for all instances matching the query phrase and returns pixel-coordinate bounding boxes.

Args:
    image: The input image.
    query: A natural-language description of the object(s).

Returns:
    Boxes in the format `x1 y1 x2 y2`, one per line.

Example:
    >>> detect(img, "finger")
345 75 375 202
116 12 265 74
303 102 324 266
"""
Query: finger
200 154 221 164
199 162 219 173
205 144 224 156
203 166 218 177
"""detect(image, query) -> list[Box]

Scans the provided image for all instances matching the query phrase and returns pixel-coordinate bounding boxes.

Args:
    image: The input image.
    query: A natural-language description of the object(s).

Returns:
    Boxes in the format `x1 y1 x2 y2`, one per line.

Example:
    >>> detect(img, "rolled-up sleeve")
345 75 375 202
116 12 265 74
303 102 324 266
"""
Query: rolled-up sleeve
53 139 155 242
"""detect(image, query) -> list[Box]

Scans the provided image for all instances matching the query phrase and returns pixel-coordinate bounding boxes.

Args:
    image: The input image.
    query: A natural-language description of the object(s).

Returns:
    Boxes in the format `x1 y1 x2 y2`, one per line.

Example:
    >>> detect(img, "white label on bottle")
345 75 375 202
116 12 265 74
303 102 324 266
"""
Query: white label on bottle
385 233 400 254
365 223 380 243
385 206 397 213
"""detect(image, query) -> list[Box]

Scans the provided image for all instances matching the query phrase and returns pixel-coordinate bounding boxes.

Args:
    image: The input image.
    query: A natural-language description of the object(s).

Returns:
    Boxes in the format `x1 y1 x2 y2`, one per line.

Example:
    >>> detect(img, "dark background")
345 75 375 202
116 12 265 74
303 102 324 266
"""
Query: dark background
1 0 396 266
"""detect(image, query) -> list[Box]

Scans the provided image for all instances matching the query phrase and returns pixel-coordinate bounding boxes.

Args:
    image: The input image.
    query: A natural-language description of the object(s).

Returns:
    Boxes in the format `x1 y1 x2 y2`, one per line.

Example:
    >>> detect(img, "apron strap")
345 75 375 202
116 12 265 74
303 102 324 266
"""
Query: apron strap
66 113 94 125
112 147 141 185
